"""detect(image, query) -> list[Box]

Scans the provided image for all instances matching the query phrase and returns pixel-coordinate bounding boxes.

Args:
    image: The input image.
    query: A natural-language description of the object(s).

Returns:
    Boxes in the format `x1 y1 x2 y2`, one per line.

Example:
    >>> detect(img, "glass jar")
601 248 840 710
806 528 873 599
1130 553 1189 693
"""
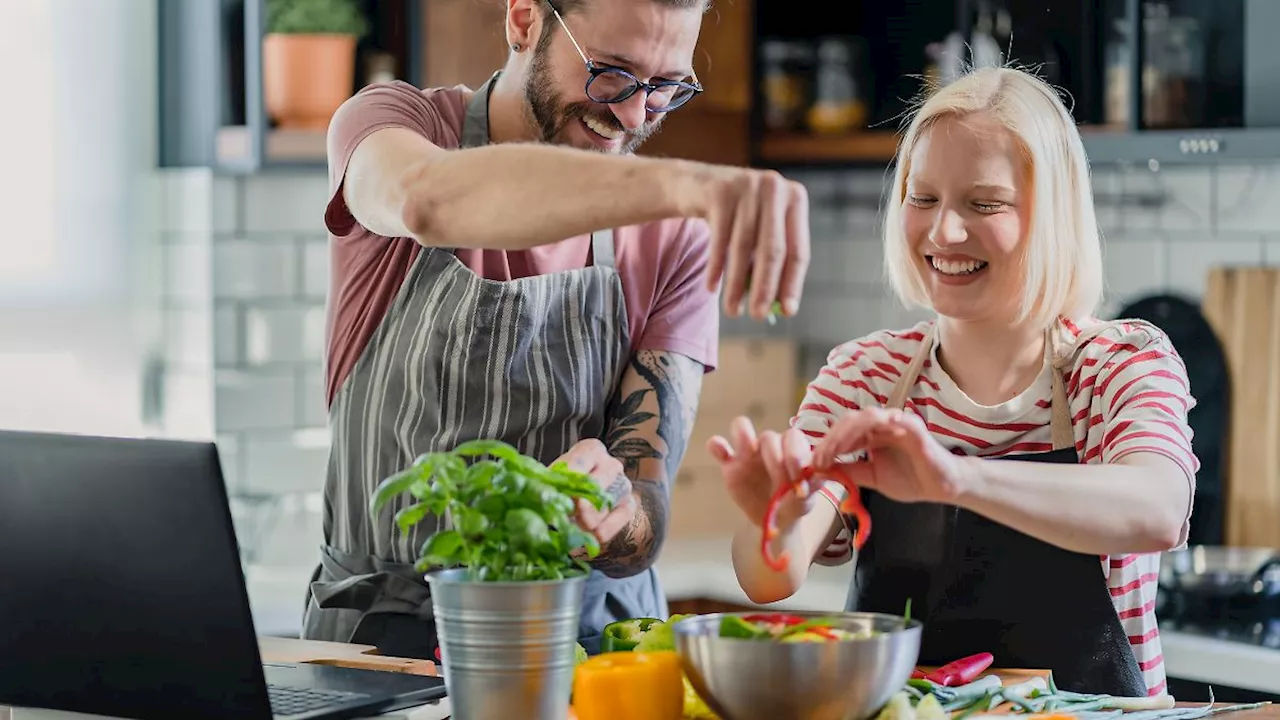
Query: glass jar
806 37 867 135
760 39 814 132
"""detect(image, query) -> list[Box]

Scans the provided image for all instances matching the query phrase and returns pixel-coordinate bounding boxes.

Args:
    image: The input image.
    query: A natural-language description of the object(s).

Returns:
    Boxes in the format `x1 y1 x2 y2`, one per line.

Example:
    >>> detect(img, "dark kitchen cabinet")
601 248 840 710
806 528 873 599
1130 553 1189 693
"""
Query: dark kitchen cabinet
1082 0 1280 164
161 0 1280 172
748 0 1280 168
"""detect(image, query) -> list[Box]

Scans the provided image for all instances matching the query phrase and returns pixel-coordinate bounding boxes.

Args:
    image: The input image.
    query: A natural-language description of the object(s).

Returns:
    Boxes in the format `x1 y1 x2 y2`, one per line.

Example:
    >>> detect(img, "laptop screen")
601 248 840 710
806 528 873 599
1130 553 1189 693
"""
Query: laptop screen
0 430 274 720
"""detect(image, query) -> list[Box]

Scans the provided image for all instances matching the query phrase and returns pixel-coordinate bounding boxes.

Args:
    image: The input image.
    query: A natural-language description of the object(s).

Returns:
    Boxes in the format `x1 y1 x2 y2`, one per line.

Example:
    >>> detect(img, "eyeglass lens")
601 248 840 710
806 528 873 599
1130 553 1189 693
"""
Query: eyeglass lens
588 69 696 111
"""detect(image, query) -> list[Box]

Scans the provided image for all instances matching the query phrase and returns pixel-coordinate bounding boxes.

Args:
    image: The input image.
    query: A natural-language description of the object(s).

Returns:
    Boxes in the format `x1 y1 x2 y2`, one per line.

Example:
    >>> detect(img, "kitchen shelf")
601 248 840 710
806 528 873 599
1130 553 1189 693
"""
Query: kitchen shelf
755 130 903 166
159 0 422 172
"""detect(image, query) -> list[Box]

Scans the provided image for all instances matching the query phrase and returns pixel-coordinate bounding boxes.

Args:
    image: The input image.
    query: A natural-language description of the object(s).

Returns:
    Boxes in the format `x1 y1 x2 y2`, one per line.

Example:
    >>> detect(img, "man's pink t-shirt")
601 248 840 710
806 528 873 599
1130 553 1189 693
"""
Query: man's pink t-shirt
321 80 720 407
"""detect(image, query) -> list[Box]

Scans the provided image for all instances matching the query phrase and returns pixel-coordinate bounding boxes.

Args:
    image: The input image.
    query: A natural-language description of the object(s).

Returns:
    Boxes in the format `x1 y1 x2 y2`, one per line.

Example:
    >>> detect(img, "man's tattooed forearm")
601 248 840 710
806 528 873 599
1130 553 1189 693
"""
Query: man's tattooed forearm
602 351 700 480
592 480 666 578
592 350 704 577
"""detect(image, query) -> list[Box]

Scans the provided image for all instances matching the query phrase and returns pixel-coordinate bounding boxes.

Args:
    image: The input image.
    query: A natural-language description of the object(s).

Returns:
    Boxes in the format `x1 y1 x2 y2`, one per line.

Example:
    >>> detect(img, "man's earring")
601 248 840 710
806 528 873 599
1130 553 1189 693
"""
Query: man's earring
510 42 521 51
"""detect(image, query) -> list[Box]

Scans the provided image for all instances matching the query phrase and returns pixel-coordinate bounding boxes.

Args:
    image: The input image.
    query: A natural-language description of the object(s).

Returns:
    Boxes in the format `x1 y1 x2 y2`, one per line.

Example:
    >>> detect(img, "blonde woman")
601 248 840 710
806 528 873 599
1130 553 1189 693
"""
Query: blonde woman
710 67 1197 697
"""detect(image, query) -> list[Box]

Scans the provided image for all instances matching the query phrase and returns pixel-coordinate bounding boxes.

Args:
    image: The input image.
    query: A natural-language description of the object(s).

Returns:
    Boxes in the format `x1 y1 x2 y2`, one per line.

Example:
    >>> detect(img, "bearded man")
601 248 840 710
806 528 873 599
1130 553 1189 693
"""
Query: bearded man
300 0 812 658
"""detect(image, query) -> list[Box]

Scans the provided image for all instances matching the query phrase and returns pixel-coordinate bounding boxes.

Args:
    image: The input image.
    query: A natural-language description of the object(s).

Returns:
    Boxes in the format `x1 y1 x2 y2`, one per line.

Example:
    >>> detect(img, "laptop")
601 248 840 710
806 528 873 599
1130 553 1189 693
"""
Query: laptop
0 430 447 720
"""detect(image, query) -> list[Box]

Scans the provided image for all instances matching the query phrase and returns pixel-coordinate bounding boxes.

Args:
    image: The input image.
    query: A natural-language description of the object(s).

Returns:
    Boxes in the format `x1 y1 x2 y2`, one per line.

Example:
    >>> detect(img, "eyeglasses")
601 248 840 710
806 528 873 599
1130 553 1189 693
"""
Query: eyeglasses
548 5 703 113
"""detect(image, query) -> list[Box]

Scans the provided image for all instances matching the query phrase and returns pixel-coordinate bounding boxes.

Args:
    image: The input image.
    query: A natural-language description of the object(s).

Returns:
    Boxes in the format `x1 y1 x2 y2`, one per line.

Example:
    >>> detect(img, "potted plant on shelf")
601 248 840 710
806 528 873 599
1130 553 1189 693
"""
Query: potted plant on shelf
263 0 369 131
371 439 613 720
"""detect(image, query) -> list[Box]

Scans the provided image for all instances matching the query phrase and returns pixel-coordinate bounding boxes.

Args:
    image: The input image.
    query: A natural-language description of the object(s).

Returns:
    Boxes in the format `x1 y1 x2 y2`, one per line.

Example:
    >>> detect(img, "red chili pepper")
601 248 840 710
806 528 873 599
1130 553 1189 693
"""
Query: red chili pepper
911 669 927 679
760 465 872 572
924 652 994 687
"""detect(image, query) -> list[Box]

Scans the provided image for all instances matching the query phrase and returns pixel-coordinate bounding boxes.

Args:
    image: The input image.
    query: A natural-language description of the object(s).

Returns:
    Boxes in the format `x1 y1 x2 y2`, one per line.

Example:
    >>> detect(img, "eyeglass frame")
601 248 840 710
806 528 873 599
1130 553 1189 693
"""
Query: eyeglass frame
546 4 704 113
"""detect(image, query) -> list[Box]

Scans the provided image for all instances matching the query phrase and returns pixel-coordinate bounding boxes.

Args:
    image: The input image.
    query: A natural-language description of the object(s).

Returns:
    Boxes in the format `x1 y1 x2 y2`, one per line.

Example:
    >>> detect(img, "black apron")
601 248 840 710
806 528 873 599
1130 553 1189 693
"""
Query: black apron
847 325 1148 696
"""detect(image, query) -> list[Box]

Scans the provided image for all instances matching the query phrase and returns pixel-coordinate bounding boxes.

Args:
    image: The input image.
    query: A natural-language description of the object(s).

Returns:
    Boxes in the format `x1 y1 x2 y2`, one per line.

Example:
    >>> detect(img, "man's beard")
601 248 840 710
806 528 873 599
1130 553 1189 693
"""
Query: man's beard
524 45 660 154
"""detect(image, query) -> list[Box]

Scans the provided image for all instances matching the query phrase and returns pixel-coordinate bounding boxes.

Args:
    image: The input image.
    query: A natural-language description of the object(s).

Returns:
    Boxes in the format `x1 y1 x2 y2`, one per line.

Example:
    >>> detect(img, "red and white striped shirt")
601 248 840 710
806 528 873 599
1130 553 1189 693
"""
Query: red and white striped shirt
793 317 1199 696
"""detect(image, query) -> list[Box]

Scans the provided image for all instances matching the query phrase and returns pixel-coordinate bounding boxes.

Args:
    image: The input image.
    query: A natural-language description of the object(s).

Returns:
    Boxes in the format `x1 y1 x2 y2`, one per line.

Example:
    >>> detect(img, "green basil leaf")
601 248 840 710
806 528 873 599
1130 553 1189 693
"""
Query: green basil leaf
455 507 490 537
453 439 522 463
394 502 433 535
420 530 464 566
370 468 420 515
505 507 552 550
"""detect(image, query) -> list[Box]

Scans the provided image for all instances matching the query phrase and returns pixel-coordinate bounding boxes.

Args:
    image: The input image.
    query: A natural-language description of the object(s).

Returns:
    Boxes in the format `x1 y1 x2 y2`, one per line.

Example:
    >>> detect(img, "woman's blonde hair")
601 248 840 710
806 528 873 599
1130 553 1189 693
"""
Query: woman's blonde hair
882 66 1105 330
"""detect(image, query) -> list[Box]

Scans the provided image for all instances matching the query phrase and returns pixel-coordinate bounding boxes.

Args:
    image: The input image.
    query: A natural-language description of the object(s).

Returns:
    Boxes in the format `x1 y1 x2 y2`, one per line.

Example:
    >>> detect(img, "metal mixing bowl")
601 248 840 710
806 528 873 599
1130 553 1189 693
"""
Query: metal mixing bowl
674 611 921 720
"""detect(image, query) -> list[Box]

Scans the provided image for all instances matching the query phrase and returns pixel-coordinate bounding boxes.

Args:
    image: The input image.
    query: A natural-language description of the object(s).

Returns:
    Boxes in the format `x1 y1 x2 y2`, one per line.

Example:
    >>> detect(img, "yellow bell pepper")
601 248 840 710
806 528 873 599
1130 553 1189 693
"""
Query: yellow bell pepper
572 650 684 720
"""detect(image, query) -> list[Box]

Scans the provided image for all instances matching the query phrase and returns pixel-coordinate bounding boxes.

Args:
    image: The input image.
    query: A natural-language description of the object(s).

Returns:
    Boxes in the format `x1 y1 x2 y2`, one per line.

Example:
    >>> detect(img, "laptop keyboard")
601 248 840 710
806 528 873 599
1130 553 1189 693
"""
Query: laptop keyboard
267 683 372 717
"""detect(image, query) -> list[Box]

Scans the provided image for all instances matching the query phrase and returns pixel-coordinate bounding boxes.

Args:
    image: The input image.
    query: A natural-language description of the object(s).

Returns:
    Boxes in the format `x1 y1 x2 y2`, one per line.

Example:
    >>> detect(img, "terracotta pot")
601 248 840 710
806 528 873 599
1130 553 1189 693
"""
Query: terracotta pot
263 33 357 131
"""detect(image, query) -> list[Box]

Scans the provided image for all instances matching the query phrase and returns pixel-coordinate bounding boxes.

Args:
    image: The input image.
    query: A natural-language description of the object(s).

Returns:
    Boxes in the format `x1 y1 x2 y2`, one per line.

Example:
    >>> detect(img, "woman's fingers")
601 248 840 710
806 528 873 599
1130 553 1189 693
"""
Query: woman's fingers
758 430 787 489
781 428 814 487
706 435 734 463
814 410 883 467
728 415 760 457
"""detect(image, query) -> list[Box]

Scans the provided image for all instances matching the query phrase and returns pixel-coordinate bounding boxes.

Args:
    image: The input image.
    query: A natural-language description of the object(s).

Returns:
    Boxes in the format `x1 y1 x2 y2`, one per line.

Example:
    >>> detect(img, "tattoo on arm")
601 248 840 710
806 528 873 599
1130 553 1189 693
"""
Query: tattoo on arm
603 474 631 507
591 349 704 578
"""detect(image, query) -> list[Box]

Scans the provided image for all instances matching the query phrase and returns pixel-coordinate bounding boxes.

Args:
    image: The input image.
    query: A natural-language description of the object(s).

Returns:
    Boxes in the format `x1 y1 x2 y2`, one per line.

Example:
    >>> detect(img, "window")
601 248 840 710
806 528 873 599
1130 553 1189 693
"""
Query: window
0 0 57 280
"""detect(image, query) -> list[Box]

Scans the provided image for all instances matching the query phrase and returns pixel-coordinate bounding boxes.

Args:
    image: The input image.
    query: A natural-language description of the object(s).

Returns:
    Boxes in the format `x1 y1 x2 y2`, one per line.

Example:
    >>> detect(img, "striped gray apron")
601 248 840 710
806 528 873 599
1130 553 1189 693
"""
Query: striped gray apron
300 71 666 654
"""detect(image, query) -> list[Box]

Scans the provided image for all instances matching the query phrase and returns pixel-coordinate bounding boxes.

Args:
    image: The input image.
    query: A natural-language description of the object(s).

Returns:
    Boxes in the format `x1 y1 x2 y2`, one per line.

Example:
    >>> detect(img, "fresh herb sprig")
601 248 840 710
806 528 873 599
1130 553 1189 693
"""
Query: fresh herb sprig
370 439 615 582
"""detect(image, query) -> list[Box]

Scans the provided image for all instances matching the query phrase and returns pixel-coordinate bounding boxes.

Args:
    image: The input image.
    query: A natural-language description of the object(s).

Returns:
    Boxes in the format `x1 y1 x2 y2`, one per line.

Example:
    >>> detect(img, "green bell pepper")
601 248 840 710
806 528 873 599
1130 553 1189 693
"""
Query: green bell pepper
717 615 770 639
600 617 662 653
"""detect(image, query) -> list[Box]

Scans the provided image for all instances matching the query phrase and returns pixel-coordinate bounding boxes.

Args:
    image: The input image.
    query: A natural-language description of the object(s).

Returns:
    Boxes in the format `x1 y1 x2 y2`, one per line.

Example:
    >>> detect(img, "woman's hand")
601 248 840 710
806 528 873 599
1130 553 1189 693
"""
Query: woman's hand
811 408 973 504
707 416 822 530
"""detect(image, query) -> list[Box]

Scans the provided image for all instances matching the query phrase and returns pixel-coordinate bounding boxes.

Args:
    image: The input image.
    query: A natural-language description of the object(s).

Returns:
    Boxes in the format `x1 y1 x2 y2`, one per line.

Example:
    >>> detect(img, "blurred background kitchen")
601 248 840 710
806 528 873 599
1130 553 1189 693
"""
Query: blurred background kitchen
2 0 1278 703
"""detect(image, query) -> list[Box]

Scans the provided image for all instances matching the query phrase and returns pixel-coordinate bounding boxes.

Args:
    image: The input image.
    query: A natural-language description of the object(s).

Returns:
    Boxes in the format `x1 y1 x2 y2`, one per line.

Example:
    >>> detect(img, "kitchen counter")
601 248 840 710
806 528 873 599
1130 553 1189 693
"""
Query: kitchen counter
244 537 1280 696
654 539 1280 697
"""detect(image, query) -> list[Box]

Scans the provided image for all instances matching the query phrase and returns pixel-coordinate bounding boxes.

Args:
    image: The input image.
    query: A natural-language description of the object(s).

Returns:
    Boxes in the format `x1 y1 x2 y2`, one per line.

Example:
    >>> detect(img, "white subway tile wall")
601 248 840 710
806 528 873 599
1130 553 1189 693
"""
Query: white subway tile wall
241 172 332 234
158 161 1280 495
213 238 298 299
155 159 1280 635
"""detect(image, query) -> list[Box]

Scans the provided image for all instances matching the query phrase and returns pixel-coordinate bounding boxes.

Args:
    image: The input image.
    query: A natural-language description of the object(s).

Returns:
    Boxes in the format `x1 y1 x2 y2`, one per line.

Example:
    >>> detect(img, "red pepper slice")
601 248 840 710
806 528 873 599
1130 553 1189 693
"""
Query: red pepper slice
760 479 801 571
742 613 805 626
924 652 994 687
760 465 873 572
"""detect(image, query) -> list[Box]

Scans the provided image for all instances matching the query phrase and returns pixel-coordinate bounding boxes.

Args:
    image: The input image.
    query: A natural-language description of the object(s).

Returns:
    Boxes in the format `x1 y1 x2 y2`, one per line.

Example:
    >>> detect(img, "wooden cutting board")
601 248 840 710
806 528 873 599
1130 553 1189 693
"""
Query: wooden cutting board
1202 267 1280 549
258 636 438 676
916 666 1050 683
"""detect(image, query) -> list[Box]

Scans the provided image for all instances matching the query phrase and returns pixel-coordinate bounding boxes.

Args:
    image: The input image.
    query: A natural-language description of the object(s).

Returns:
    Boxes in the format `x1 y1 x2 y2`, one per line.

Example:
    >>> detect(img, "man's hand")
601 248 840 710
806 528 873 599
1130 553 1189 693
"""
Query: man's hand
557 439 638 547
682 165 811 322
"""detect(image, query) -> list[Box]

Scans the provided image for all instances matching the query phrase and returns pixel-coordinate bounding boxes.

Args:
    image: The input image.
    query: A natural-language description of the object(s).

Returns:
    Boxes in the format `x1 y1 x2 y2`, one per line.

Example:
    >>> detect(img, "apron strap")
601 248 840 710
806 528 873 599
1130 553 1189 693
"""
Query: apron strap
461 71 500 150
886 325 936 410
1046 327 1075 452
884 323 1075 451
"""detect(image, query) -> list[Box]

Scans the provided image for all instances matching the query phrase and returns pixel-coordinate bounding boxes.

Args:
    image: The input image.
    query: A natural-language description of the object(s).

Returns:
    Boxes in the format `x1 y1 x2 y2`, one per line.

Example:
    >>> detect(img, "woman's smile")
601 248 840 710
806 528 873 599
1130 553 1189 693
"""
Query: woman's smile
926 253 990 284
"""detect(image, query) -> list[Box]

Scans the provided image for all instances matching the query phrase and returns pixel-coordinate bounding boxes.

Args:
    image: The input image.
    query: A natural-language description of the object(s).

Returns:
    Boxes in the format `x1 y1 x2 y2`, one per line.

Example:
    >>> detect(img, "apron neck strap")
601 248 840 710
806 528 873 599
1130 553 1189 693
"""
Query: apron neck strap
886 324 935 410
459 70 614 270
886 323 1075 451
1045 328 1074 451
461 71 500 150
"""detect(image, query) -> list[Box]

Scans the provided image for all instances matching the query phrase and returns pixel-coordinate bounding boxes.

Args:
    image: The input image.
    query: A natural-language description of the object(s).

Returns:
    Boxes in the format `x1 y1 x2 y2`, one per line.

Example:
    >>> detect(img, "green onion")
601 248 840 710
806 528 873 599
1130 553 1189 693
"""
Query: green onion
946 675 1003 703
